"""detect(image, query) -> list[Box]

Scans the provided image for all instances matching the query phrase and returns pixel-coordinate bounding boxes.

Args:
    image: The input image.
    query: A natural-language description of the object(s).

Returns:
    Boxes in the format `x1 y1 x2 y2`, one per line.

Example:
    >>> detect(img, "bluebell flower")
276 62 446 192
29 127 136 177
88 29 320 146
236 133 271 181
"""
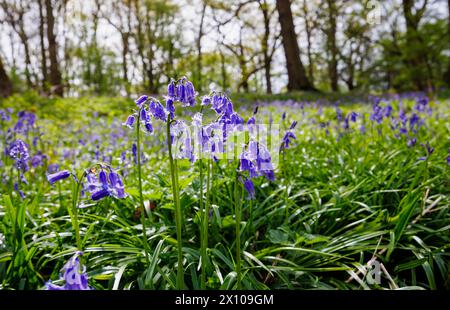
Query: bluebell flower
132 143 137 164
167 80 176 98
166 97 175 119
14 111 36 134
9 139 29 171
31 151 46 168
91 188 110 201
350 112 358 122
47 170 71 185
46 251 90 290
148 100 166 121
0 109 11 121
135 95 148 107
201 96 211 106
123 115 135 128
144 121 153 133
48 163 60 173
243 178 255 200
282 131 296 149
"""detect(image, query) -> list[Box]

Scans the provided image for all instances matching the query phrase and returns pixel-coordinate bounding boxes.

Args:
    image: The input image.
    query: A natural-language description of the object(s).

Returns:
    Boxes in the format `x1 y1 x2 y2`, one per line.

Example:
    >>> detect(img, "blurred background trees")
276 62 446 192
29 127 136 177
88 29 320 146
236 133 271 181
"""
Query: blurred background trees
0 0 448 97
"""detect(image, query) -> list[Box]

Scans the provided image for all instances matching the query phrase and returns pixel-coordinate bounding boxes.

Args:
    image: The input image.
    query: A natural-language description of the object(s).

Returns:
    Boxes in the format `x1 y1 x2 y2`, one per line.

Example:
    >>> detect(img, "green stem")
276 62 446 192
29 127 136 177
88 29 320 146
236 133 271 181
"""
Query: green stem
199 159 206 289
167 115 184 290
234 172 242 289
71 172 85 251
136 110 151 262
283 149 289 223
201 158 212 289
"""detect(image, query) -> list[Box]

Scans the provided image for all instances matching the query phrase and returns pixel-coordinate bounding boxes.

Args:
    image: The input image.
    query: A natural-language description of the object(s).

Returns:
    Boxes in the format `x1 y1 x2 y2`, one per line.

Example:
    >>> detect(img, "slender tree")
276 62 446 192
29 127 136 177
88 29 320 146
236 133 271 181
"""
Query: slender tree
0 56 13 97
45 0 63 96
275 0 314 91
38 0 48 91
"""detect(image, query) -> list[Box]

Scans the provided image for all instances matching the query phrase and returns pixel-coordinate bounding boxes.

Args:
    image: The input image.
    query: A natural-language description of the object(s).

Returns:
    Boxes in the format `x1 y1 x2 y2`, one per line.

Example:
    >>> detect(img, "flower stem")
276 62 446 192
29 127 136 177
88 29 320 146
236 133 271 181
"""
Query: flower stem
136 112 151 262
71 172 85 250
167 115 184 290
199 159 206 289
234 171 242 289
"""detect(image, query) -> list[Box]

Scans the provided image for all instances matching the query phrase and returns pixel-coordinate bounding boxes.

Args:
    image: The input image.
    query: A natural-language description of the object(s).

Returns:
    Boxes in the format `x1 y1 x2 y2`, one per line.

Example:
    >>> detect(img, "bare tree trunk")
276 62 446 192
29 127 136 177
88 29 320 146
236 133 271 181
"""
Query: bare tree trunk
38 0 48 91
275 0 314 91
302 0 314 87
45 0 63 96
134 0 148 87
121 33 130 95
19 30 32 88
326 0 338 91
446 0 450 86
0 56 13 97
196 1 207 91
261 0 272 94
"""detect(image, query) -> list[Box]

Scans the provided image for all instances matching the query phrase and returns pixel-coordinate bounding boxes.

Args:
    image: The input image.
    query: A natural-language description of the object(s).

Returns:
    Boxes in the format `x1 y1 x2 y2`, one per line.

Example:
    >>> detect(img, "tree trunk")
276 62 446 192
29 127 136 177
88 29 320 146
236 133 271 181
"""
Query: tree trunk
302 0 314 87
261 0 272 94
446 0 450 86
45 0 63 96
38 0 48 91
0 56 13 98
275 0 314 91
196 1 207 91
121 33 130 95
402 0 429 91
19 31 32 88
326 0 338 91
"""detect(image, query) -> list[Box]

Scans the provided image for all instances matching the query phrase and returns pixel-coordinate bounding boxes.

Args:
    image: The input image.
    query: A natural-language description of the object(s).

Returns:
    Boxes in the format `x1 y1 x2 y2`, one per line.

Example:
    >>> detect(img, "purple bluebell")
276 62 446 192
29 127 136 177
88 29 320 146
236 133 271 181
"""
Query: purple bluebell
282 131 296 149
144 121 153 133
47 170 71 185
201 96 211 106
243 178 255 200
185 80 196 106
31 152 46 168
14 111 36 134
350 112 358 122
148 100 166 121
108 171 126 199
48 163 60 173
9 139 29 171
132 143 137 164
167 80 176 98
135 95 148 107
123 115 135 128
46 252 90 290
91 188 110 201
166 97 175 119
407 138 417 147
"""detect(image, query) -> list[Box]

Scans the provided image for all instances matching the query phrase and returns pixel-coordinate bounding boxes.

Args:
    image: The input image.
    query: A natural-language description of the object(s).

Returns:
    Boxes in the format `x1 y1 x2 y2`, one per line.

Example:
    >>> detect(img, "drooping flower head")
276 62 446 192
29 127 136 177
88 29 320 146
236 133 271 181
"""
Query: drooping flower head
45 251 90 290
9 139 29 171
47 170 71 185
84 165 127 201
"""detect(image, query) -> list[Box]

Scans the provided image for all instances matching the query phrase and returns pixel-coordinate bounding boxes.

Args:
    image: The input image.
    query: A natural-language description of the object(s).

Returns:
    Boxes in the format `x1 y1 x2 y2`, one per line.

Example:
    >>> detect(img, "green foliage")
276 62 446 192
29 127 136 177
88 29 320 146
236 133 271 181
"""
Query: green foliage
0 95 449 290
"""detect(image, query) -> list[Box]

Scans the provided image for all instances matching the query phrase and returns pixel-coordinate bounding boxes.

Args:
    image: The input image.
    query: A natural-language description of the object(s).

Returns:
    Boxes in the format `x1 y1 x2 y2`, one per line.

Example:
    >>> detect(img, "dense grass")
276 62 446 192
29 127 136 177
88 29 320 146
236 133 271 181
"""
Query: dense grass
0 93 449 290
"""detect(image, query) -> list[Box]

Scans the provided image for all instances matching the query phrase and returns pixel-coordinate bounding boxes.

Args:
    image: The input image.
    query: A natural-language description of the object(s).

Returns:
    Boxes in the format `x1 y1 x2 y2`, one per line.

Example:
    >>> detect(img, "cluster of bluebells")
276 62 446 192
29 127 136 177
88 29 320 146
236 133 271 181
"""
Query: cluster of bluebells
9 139 30 171
124 78 280 200
46 251 90 290
14 111 36 135
281 121 297 150
84 167 126 201
47 165 126 202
